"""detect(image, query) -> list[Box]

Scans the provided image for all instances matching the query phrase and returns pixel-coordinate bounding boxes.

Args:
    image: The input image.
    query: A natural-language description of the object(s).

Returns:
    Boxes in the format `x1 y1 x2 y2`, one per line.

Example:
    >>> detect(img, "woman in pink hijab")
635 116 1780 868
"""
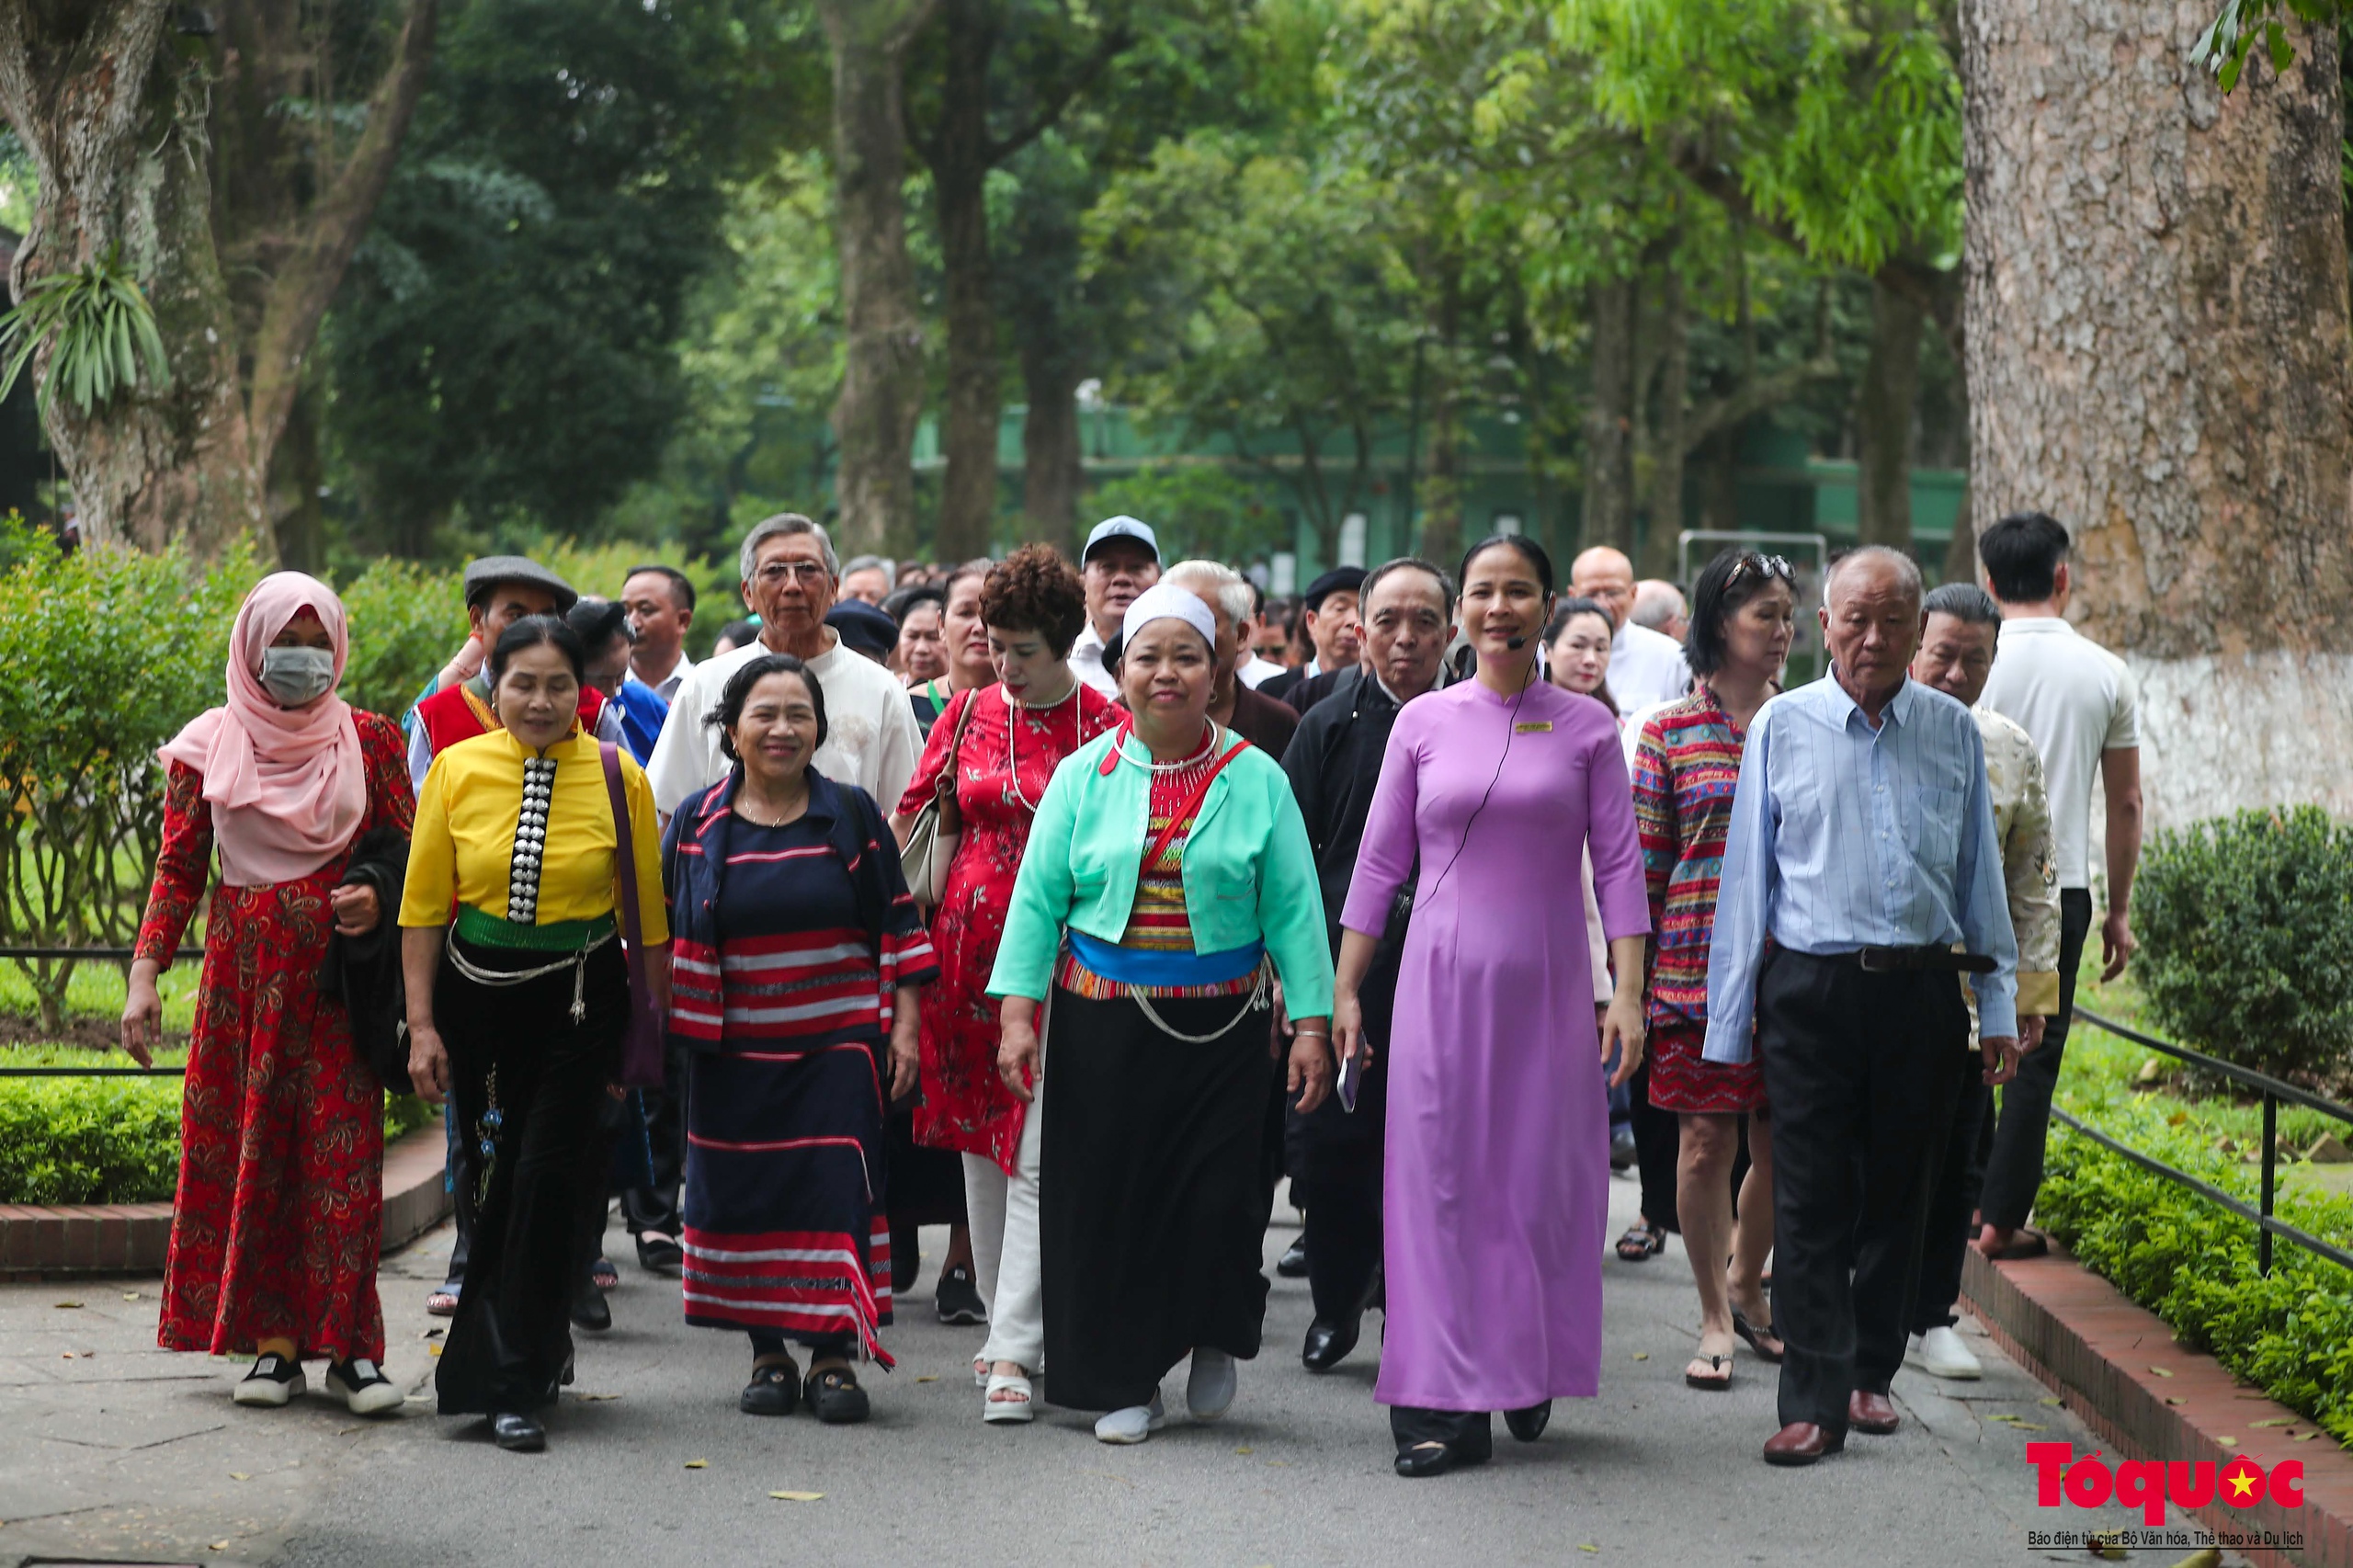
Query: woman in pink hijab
122 573 416 1415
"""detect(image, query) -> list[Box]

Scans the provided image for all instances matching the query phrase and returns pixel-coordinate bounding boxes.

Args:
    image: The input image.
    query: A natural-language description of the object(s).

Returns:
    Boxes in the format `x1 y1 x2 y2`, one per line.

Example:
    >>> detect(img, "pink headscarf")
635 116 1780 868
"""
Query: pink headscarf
157 572 368 888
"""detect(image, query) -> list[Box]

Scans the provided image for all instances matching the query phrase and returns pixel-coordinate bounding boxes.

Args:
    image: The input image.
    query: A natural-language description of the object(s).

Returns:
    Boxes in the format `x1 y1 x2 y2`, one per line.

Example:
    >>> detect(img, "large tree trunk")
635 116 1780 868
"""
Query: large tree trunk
1637 262 1688 579
819 0 936 554
0 0 434 559
1018 334 1083 554
927 0 999 562
1581 275 1636 551
1962 4 2353 825
1857 270 1923 551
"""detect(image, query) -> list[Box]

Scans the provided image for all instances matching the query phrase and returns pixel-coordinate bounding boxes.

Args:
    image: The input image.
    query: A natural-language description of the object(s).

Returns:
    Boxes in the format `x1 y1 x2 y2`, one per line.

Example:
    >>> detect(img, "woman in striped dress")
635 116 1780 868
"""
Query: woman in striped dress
664 653 938 1424
1630 551 1796 1391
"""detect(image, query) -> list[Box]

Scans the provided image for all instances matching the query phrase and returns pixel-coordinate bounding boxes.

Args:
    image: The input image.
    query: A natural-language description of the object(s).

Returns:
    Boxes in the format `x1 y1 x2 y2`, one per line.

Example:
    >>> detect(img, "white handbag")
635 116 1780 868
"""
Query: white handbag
902 687 976 911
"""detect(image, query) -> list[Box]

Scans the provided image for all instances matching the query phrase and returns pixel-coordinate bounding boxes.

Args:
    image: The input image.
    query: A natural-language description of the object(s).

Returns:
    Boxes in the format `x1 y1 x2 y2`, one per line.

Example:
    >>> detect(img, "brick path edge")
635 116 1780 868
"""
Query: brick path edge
0 1114 451 1282
1963 1241 2352 1567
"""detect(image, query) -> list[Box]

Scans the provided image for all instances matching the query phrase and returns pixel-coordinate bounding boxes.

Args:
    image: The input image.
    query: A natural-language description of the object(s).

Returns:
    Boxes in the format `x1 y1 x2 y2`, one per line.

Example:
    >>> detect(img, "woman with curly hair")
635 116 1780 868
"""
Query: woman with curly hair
892 543 1122 1423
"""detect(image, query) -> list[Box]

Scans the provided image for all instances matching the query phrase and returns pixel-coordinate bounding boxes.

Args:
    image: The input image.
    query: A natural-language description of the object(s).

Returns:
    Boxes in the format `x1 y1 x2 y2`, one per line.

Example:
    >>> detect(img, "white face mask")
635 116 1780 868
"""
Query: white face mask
259 646 336 707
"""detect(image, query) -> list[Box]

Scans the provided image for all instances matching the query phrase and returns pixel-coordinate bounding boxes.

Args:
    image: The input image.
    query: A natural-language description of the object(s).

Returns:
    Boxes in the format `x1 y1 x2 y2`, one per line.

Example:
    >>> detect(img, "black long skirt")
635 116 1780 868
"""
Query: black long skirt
1040 984 1272 1412
435 936 626 1415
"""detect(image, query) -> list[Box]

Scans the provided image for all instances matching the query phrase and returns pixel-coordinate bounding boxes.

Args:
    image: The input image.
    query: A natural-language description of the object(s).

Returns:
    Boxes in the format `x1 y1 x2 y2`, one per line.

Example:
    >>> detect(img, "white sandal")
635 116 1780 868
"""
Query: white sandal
983 1370 1035 1424
973 1356 989 1388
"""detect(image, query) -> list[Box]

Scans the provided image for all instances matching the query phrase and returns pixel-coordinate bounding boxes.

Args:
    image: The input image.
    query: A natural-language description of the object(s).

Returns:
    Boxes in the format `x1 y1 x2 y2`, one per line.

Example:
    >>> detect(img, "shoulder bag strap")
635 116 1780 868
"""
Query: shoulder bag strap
936 685 980 800
1139 734 1253 879
600 742 648 958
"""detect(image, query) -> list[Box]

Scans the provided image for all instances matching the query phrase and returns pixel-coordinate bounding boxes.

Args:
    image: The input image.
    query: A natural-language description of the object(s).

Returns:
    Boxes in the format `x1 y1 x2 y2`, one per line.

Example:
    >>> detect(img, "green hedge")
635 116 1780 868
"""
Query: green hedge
2036 1097 2353 1448
2133 806 2353 1090
0 1048 438 1204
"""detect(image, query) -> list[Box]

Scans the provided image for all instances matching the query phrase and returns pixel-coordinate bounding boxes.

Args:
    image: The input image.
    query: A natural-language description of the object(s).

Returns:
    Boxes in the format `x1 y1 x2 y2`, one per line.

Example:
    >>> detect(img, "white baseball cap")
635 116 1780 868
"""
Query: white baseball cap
1082 515 1159 564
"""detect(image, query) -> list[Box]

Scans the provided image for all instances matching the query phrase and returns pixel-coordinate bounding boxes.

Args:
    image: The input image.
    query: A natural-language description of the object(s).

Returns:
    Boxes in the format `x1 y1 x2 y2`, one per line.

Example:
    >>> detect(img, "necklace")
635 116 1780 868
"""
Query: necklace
733 782 809 828
1002 683 1077 813
1111 720 1219 774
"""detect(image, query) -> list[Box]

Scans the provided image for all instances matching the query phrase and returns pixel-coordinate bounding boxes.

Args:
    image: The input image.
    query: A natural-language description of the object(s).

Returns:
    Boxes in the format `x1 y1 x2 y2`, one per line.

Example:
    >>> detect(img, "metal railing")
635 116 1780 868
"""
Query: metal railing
2063 1007 2353 1278
0 942 185 1077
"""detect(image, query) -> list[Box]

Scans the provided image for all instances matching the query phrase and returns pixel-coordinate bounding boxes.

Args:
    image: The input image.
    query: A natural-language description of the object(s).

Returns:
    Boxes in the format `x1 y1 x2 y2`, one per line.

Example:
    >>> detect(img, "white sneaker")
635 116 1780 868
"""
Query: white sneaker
1906 1326 1984 1381
1187 1348 1237 1421
232 1353 306 1407
326 1357 404 1415
1094 1394 1166 1444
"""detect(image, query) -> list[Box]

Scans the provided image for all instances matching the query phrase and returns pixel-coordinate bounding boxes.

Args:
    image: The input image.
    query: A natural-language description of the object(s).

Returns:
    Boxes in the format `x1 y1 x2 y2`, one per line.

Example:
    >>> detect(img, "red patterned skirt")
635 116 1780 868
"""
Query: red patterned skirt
161 878 386 1361
1646 1021 1767 1116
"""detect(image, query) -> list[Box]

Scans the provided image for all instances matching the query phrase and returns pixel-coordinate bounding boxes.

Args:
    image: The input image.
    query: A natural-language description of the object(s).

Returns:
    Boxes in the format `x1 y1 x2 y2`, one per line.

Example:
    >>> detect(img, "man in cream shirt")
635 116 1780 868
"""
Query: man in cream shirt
1571 546 1692 710
646 514 921 819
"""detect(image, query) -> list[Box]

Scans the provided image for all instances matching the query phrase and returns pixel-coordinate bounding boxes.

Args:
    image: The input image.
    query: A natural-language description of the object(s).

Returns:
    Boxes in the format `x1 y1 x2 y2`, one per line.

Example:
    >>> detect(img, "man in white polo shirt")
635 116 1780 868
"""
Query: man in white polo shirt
1068 516 1161 697
646 514 921 819
1571 545 1691 710
1972 510 2143 1260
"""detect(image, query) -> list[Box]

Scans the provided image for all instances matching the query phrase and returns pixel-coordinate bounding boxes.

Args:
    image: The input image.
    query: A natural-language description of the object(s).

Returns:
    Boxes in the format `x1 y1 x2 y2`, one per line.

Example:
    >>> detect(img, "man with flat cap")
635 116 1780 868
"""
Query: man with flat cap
405 555 628 793
1263 565 1366 712
1068 516 1161 698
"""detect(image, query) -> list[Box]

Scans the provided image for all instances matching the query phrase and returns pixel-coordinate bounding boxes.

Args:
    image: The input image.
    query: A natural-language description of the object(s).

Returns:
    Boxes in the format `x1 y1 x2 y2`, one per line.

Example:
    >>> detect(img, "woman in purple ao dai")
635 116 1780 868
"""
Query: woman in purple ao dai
1333 534 1650 1479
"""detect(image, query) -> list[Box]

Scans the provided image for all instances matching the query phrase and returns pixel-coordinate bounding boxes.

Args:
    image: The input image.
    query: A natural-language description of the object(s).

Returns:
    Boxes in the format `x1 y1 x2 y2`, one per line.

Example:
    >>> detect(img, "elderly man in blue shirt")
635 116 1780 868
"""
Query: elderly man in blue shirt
1704 546 2021 1468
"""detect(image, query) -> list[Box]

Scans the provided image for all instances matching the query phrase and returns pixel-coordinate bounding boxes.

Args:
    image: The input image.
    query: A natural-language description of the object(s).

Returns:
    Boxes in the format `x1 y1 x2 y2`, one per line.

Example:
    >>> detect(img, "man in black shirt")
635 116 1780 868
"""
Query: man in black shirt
1279 557 1455 1369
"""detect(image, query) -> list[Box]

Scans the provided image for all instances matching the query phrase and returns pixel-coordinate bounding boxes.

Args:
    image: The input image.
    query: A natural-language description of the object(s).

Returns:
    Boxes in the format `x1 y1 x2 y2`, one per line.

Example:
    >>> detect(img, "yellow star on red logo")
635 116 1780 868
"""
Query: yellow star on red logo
2226 1469 2257 1502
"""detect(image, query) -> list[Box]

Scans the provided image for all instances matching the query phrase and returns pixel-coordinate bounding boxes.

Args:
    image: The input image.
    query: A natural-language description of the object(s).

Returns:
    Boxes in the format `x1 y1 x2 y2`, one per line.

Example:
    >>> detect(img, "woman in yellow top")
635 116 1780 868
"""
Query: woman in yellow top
400 616 670 1454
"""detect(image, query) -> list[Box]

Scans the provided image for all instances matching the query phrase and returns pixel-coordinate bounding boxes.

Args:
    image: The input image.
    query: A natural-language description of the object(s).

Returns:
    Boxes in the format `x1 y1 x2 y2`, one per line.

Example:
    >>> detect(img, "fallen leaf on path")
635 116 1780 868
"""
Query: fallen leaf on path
122 1291 140 1301
2248 1417 2293 1427
1233 1446 1253 1455
2167 1551 2221 1568
427 1345 441 1357
768 1491 824 1502
1576 1546 1599 1555
2010 1422 2046 1431
1631 1352 1648 1361
684 1460 707 1469
2040 1397 2063 1407
2149 1365 2174 1377
2294 1431 2316 1441
2216 1436 2238 1448
229 1472 249 1481
578 1393 620 1402
53 1301 82 1310
209 1542 231 1552
915 1376 937 1383
1265 1460 1290 1468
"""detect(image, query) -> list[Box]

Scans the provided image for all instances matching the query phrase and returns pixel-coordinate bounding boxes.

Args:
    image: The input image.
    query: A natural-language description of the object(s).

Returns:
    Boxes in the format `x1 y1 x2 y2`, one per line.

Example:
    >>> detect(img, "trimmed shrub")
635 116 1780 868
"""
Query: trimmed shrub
2037 1101 2353 1447
2132 806 2353 1090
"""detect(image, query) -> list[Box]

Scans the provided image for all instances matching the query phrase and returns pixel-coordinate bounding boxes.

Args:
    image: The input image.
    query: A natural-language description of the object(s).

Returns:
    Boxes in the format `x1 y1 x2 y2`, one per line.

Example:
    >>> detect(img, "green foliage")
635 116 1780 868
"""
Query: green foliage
2036 1098 2353 1448
0 534 254 1027
2193 0 2338 94
1089 463 1287 567
0 1047 439 1203
2133 807 2353 1089
0 246 171 415
325 0 822 554
335 557 470 721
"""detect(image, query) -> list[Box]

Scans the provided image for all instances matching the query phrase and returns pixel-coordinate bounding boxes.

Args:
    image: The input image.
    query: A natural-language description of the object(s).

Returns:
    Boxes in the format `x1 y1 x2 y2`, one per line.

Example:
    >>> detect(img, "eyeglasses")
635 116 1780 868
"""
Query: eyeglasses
1725 552 1795 586
754 561 831 585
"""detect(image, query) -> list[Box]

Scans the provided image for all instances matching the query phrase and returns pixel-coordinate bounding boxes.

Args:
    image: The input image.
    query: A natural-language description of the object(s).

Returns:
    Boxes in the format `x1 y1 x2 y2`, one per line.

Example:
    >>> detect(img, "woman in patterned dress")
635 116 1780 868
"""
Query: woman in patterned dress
1630 550 1796 1391
892 545 1120 1422
124 573 415 1415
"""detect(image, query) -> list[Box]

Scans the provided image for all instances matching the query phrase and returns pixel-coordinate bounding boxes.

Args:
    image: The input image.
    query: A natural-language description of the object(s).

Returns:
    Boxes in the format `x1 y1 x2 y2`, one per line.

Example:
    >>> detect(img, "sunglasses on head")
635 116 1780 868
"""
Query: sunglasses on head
1725 552 1795 586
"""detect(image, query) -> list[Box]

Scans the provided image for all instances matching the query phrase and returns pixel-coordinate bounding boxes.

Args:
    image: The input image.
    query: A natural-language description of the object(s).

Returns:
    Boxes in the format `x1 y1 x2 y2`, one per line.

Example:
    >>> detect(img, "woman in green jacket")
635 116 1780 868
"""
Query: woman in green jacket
990 582 1336 1445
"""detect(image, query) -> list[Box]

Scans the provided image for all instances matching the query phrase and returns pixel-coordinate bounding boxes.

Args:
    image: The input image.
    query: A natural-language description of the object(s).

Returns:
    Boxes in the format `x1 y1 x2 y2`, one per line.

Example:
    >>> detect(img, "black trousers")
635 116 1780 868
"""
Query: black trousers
1912 1052 1991 1335
619 1035 690 1240
1756 949 1965 1433
1295 1169 1382 1324
435 938 626 1415
1627 1058 1682 1233
1978 889 2094 1231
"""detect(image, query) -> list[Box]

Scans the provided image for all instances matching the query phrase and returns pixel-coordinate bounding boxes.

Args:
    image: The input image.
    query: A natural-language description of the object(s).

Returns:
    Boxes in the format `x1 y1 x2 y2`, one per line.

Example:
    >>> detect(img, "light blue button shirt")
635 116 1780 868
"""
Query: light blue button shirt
1702 674 2019 1063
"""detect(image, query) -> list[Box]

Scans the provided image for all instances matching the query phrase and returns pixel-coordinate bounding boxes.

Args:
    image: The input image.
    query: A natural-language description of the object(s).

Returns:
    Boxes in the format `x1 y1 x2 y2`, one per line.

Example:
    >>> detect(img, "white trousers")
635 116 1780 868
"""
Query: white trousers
966 1032 1045 1373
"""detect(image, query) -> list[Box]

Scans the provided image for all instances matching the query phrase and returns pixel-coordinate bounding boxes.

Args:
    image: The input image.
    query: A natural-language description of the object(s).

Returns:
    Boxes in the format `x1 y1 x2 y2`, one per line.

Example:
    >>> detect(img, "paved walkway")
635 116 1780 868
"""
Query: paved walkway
2 1175 2211 1567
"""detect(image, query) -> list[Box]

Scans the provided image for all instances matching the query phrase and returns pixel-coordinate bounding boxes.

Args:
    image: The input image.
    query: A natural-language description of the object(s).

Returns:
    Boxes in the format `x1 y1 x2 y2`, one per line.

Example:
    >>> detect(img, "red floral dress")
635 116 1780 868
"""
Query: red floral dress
134 710 415 1361
895 683 1120 1173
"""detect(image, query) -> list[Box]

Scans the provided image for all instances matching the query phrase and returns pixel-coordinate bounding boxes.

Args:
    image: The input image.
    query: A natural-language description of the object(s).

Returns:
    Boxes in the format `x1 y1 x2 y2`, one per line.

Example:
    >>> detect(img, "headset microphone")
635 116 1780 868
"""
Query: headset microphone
1506 634 1528 650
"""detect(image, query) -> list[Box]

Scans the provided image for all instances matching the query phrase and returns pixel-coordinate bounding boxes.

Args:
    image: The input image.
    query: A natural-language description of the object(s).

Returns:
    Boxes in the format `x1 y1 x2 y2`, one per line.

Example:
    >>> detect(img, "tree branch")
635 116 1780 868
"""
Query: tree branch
1679 350 1844 458
984 21 1133 168
244 0 438 468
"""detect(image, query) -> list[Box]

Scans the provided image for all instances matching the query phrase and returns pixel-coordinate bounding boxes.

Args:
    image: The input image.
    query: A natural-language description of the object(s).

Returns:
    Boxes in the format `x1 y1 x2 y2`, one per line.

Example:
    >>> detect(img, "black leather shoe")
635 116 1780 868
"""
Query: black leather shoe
1277 1237 1309 1278
490 1412 545 1452
1505 1401 1552 1442
570 1280 611 1333
635 1233 684 1275
1394 1440 1457 1478
1302 1317 1359 1371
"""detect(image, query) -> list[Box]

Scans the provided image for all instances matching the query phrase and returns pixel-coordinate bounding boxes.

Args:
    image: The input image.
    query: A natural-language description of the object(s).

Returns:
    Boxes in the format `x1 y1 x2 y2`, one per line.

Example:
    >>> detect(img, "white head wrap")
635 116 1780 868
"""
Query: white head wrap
1120 581 1218 653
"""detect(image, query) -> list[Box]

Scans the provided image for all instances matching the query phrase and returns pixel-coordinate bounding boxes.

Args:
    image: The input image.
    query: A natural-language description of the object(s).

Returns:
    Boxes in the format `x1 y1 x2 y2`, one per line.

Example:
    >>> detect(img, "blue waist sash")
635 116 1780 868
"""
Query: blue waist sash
1065 929 1265 989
